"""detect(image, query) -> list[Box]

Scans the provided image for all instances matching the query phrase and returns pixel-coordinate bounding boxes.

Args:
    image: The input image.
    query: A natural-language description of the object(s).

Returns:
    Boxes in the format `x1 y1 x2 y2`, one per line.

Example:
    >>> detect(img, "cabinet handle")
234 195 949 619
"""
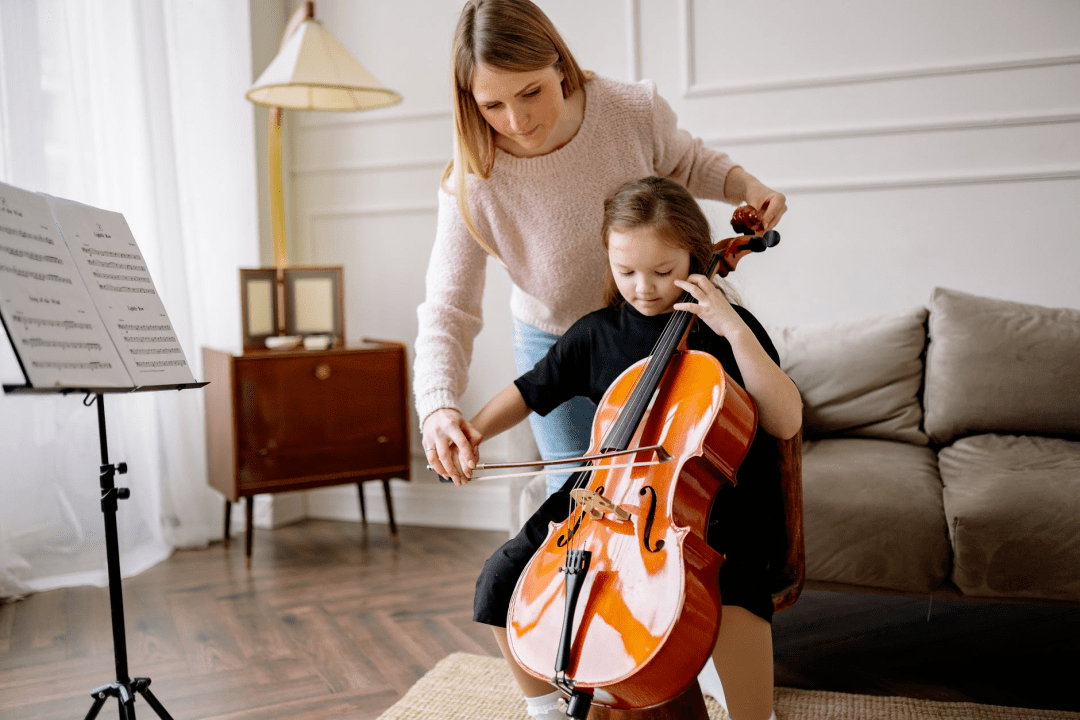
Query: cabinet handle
314 363 331 380
377 436 389 443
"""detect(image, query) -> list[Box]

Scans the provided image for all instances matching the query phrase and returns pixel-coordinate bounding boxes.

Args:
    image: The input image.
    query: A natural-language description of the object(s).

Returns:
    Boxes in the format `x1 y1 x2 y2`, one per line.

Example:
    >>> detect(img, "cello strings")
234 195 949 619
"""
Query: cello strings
562 303 687 560
561 256 720 563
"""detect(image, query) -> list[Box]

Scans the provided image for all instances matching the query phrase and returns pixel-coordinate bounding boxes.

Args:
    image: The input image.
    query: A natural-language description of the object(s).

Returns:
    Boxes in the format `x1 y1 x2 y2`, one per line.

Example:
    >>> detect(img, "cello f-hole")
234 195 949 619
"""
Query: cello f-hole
639 486 665 553
557 511 585 548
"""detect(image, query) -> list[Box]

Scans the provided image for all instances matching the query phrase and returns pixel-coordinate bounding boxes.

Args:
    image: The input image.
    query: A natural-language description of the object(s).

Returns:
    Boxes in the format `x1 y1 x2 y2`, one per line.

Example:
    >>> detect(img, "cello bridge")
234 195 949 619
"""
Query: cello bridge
570 488 631 522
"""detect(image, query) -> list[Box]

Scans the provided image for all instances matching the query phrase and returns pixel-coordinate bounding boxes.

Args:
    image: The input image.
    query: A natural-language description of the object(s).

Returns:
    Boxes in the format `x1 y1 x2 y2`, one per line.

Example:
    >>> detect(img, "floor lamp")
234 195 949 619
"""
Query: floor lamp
246 1 401 337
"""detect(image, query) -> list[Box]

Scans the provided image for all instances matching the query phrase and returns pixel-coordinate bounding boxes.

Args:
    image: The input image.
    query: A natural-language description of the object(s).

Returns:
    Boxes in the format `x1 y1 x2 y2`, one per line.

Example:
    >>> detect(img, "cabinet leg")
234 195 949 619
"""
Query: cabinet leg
245 496 254 568
382 479 398 538
356 482 367 524
223 499 231 547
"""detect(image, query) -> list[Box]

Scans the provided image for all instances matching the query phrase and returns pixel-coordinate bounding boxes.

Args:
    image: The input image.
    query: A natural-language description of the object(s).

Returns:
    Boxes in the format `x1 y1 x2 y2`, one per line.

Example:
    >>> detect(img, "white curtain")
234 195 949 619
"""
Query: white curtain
0 0 260 599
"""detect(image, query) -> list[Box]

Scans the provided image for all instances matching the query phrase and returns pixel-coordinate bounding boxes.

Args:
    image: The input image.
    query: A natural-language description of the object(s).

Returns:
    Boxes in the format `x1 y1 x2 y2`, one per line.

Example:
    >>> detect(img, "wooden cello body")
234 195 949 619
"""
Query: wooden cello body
507 349 756 709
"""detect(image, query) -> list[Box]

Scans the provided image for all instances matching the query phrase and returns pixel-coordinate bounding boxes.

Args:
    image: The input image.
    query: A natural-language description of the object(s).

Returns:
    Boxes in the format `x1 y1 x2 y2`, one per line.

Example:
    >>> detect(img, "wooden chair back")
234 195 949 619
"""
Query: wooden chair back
770 429 805 612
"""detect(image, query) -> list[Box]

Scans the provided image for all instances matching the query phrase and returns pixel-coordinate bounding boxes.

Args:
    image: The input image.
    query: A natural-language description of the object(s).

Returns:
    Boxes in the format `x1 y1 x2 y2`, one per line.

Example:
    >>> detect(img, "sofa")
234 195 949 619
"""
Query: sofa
773 286 1080 604
514 287 1080 605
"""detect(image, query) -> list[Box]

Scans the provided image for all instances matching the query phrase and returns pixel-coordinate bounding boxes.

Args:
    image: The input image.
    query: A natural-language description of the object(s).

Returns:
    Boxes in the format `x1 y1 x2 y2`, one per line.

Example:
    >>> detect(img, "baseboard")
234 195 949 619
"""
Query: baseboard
305 458 512 532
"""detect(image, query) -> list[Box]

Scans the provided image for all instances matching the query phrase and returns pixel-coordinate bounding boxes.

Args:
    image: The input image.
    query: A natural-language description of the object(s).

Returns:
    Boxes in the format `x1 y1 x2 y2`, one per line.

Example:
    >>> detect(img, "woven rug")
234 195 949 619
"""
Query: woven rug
377 652 1080 720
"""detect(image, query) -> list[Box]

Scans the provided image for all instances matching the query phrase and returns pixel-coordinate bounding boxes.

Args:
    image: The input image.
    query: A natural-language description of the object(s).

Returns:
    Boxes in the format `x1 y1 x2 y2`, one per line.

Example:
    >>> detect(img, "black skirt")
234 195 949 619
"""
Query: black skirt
473 468 776 628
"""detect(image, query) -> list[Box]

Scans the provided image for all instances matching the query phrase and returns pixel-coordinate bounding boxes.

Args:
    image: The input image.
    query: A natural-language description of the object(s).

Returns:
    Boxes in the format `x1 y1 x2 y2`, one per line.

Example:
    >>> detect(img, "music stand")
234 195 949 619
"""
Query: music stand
0 182 210 718
3 381 206 720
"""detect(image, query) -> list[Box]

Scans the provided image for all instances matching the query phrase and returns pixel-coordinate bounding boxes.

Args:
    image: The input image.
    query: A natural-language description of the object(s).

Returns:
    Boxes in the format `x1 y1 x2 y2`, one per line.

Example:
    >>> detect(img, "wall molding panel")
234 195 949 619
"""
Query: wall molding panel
772 166 1080 196
294 156 446 177
686 52 1080 99
704 110 1080 147
626 0 642 82
302 204 439 264
679 1 1080 98
299 107 451 129
308 203 440 220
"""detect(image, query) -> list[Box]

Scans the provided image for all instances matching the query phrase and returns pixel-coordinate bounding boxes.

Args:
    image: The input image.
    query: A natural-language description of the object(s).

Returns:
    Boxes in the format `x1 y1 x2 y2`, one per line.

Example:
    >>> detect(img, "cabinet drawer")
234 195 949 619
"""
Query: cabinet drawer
234 350 406 486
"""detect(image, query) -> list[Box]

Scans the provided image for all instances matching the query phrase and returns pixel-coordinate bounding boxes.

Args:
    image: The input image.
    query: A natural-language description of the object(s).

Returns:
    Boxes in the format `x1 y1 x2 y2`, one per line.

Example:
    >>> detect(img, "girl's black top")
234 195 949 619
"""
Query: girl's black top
514 301 776 414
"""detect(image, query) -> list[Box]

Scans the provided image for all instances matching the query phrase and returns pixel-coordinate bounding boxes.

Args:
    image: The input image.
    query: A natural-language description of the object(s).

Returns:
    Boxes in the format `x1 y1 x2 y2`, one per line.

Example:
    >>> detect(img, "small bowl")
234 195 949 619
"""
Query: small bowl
303 335 332 351
265 335 302 350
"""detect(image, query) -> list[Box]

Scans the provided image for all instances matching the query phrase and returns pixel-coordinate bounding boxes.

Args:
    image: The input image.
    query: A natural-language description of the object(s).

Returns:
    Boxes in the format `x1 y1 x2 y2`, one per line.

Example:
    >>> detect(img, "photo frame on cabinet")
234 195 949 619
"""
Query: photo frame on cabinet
240 268 279 351
284 266 344 347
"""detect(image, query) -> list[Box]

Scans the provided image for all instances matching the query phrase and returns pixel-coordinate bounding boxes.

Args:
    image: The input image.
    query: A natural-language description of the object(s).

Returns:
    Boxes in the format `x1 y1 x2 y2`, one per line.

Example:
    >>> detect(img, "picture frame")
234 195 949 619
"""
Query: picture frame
240 268 280 351
283 266 344 347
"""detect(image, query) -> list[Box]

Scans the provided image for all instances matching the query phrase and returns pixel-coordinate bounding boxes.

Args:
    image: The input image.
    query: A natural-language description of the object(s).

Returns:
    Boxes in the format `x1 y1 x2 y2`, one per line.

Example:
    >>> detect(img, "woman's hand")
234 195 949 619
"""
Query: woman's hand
421 408 483 485
743 184 786 233
724 167 787 232
673 275 745 339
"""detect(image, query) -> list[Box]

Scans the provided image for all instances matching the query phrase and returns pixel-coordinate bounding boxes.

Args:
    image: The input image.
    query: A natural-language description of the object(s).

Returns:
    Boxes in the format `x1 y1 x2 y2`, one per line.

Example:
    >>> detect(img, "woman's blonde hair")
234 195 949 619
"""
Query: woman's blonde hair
444 0 590 258
600 176 737 307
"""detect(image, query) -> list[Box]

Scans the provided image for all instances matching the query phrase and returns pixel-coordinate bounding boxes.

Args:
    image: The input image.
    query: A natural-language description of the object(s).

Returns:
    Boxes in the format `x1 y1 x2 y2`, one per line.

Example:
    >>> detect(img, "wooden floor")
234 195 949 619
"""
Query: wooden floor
1 519 1076 719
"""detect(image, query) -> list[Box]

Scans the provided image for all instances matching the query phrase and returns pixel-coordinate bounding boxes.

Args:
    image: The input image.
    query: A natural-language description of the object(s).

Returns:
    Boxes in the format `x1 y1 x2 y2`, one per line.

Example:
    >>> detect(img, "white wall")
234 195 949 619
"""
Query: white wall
263 0 1080 531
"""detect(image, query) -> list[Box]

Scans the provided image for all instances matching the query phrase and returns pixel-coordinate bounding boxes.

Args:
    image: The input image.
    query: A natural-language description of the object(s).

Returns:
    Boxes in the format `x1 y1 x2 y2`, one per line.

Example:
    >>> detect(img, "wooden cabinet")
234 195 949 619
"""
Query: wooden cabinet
203 341 409 560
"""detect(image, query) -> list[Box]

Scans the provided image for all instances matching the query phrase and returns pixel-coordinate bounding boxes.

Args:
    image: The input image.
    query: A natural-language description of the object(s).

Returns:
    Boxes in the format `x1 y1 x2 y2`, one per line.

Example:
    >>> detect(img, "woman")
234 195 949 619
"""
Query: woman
416 0 786 495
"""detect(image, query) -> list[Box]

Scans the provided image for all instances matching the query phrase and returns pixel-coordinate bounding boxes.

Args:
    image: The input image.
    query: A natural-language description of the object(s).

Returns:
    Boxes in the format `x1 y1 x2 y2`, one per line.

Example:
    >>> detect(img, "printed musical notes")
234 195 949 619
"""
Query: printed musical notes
0 184 130 388
0 182 196 390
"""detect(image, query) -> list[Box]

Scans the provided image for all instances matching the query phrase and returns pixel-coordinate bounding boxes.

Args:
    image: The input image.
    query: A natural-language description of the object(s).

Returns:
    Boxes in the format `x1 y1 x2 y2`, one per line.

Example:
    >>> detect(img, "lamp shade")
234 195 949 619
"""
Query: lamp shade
246 18 401 111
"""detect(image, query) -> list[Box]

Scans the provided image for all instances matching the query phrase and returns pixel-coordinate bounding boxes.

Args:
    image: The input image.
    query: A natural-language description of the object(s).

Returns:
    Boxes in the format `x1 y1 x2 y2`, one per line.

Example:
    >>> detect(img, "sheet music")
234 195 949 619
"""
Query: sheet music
45 195 196 388
0 183 131 388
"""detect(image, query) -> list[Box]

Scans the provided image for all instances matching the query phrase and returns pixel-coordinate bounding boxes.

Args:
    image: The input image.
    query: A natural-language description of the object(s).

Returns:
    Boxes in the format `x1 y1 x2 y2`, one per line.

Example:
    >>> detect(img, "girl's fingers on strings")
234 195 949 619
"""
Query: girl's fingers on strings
673 278 697 297
674 277 708 299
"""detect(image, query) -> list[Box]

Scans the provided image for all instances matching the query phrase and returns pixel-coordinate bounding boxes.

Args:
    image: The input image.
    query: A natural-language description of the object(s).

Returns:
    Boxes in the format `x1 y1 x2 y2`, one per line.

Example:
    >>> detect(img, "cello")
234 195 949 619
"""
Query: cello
503 207 781 718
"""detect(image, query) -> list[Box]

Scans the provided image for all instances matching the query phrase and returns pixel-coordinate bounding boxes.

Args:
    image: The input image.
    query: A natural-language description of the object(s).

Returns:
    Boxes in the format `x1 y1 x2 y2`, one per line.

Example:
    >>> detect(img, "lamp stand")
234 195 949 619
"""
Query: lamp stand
266 2 314 337
269 105 287 336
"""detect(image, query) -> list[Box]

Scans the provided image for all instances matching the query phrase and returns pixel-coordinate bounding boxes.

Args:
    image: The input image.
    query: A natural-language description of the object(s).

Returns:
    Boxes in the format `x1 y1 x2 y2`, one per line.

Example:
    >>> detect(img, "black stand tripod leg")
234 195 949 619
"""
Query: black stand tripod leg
84 682 134 720
83 393 175 720
84 686 110 720
133 678 175 720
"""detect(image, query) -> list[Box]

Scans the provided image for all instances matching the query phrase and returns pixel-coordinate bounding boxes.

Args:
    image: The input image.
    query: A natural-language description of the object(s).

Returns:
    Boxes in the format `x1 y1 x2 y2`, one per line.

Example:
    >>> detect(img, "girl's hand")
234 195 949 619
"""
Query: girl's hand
421 408 483 485
672 275 745 338
675 276 804 440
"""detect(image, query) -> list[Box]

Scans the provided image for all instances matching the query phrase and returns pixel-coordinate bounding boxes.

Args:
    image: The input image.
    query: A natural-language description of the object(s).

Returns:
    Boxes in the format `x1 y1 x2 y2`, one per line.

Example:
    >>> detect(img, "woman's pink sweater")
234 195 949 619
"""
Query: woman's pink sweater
414 76 737 425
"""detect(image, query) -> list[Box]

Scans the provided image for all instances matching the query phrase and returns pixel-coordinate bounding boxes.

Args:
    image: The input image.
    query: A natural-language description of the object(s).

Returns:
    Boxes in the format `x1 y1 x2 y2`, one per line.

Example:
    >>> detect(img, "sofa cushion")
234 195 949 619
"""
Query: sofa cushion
771 308 928 444
802 437 949 593
939 434 1080 602
924 287 1080 445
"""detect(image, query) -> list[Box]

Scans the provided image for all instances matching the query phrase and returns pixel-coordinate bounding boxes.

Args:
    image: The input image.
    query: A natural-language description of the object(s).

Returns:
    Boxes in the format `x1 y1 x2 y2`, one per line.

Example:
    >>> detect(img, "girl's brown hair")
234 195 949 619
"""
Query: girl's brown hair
601 176 736 307
444 0 590 259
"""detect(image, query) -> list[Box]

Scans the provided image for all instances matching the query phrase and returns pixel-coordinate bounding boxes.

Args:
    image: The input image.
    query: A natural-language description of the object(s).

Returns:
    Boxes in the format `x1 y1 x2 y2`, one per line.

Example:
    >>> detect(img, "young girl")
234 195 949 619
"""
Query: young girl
417 0 788 498
449 177 802 720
